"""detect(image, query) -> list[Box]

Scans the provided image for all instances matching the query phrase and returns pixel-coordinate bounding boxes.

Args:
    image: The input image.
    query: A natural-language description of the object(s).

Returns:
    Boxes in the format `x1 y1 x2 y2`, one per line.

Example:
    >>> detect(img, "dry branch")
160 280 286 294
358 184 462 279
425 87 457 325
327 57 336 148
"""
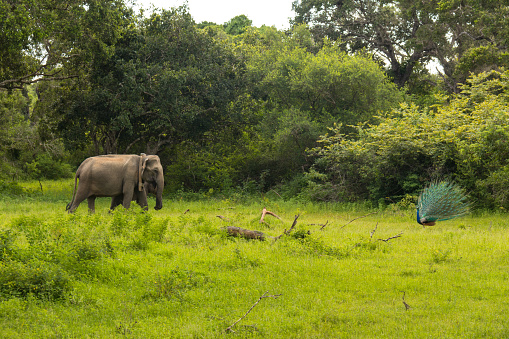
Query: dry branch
285 214 300 235
260 207 282 224
340 211 378 229
370 223 378 240
225 291 282 333
319 220 329 230
217 215 230 222
402 292 411 311
378 232 403 243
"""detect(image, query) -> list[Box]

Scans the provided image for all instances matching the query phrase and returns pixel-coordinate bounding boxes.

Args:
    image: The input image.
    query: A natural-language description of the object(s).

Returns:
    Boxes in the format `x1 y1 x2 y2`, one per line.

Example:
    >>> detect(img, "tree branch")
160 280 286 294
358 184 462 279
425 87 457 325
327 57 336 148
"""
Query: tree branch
340 211 378 229
225 291 282 333
260 207 282 224
378 232 403 243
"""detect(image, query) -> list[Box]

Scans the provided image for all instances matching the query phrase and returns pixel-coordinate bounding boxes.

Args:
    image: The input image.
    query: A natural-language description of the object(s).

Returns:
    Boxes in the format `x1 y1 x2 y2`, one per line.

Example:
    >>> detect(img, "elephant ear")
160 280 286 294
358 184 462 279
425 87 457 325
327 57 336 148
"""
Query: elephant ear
138 153 147 191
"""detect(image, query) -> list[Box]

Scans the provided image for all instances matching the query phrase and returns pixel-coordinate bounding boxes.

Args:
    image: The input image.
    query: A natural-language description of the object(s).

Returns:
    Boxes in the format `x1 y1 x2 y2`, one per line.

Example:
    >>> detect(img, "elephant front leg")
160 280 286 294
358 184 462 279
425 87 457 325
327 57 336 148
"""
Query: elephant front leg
136 188 149 211
121 189 134 209
87 196 96 213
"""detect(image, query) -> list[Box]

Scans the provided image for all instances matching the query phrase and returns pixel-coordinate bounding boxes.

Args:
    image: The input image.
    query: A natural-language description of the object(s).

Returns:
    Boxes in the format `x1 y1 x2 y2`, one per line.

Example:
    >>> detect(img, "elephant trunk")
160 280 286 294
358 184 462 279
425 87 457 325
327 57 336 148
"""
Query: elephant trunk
154 175 164 210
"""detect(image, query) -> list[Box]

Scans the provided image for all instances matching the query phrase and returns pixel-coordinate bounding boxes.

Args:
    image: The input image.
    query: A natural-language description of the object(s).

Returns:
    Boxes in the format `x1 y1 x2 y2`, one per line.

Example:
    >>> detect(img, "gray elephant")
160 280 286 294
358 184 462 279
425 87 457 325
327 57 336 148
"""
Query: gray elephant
67 153 164 213
109 180 157 211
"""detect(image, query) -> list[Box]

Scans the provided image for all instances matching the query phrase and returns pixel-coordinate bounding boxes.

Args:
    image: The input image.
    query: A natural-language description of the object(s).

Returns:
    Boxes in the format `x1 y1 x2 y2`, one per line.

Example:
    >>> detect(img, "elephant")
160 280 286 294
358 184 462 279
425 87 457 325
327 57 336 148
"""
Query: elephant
109 180 157 211
66 153 164 213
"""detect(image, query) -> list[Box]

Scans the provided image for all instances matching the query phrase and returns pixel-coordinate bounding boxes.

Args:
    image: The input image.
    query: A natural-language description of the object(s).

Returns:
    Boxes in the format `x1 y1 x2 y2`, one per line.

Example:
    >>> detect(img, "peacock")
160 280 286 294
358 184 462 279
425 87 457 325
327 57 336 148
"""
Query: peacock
416 181 470 226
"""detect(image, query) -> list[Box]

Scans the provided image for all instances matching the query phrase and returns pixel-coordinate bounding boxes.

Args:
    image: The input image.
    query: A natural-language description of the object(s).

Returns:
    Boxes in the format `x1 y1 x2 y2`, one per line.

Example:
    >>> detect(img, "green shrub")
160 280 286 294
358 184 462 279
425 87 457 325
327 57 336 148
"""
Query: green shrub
144 268 210 301
25 153 73 180
0 181 25 196
0 230 17 260
310 70 509 207
0 259 71 300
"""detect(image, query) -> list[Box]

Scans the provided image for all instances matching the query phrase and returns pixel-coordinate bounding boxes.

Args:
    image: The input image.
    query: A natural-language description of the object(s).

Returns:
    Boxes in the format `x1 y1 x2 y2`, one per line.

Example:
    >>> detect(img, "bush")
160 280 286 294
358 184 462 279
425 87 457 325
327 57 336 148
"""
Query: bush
25 153 73 180
309 70 509 207
0 259 71 300
0 181 25 196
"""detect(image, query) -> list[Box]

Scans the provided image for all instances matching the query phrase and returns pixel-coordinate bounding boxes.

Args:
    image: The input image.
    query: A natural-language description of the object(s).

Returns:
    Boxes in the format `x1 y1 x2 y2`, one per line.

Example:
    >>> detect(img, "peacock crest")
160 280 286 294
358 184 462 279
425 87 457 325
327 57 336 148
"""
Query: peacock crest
417 181 470 226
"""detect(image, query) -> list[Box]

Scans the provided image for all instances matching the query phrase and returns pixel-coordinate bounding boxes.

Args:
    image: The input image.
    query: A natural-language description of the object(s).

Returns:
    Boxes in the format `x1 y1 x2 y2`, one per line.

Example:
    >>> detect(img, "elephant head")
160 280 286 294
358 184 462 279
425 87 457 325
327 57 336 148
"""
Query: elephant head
139 153 164 210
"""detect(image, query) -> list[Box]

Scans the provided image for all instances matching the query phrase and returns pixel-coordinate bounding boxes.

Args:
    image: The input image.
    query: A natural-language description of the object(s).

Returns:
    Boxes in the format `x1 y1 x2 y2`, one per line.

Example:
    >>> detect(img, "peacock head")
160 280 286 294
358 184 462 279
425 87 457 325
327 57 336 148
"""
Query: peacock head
416 208 436 226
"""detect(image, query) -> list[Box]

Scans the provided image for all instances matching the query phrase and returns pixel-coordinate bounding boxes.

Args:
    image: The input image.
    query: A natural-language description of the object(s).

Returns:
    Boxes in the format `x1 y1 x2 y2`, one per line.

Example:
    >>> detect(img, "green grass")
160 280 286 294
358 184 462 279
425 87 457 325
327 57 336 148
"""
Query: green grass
1 180 509 338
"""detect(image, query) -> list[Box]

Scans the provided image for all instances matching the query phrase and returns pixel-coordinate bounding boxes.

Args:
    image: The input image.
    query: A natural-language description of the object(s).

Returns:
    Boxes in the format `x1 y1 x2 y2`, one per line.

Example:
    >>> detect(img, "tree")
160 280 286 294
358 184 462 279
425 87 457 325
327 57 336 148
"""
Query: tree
224 15 252 35
53 6 246 155
292 0 509 91
241 25 403 127
0 0 132 90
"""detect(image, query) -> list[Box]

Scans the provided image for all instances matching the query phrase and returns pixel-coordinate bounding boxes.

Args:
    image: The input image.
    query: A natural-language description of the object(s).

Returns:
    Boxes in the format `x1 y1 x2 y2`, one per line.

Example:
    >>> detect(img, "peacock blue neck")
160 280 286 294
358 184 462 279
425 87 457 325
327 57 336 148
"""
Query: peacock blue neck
416 208 423 225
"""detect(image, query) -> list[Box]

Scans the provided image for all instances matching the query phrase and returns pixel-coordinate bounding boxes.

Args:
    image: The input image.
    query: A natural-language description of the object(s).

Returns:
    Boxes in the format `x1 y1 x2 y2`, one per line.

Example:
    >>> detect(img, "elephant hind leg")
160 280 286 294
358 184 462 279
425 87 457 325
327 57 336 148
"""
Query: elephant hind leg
87 196 96 213
67 194 87 213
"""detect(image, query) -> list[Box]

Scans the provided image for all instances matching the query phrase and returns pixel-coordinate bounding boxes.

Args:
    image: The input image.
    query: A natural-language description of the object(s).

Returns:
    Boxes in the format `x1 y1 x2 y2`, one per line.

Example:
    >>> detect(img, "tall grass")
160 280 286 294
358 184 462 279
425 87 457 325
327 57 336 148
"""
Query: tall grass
0 180 508 337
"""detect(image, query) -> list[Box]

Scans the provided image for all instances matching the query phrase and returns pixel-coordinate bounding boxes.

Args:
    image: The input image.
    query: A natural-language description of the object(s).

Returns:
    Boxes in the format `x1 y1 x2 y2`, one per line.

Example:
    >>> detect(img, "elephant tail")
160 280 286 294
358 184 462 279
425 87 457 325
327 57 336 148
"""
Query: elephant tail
66 169 80 211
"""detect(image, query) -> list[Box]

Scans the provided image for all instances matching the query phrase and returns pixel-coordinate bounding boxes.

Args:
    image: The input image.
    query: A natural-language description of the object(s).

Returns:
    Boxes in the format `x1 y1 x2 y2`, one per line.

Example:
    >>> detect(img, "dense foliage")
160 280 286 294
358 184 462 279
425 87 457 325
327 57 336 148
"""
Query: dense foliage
310 70 509 209
2 1 509 208
292 0 509 91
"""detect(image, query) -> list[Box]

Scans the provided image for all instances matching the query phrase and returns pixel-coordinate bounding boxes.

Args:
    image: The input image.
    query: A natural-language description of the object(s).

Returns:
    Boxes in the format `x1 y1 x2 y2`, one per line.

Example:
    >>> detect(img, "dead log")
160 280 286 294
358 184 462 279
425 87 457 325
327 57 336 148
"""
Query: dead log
226 226 273 241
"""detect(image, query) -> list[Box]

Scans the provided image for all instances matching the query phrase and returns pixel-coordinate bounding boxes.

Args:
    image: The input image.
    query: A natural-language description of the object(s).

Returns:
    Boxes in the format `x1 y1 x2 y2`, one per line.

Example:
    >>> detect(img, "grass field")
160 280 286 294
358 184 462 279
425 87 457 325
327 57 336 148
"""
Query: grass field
1 180 509 338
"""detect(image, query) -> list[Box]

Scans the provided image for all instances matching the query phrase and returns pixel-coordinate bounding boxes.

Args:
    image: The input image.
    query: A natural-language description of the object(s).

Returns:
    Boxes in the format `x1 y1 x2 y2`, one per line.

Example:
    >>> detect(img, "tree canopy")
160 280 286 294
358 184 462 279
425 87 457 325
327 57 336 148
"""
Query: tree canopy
2 0 509 208
292 0 509 91
0 0 132 90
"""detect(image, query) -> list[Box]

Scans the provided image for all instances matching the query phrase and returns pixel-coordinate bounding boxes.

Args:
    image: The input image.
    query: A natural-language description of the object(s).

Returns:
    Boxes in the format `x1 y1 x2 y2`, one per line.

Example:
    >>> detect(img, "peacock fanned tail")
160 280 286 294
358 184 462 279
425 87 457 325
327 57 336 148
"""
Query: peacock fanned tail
417 181 470 225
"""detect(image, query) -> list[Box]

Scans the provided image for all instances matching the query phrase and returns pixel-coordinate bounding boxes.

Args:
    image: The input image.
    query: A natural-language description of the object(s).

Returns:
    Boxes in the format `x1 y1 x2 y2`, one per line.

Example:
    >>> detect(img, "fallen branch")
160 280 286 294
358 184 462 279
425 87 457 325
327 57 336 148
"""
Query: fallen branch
378 232 403 243
183 209 190 214
285 214 300 235
370 223 378 241
260 207 282 224
402 292 411 311
309 221 330 230
340 211 378 229
217 215 230 222
319 220 329 230
225 291 282 333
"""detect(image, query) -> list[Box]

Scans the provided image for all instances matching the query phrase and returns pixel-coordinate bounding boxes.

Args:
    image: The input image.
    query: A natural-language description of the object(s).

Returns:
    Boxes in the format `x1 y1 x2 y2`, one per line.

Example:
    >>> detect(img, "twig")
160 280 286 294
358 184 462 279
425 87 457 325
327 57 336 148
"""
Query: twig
272 215 300 241
370 222 378 241
183 209 190 214
402 292 411 311
340 212 378 229
260 207 282 224
225 291 282 333
378 232 403 243
285 215 300 235
309 220 329 231
217 215 230 222
269 189 282 199
319 221 329 230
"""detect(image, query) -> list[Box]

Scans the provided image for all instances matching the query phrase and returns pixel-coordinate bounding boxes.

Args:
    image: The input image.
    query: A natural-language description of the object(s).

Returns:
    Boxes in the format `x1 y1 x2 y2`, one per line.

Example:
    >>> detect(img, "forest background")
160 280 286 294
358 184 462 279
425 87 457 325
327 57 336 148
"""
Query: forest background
2 0 509 209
